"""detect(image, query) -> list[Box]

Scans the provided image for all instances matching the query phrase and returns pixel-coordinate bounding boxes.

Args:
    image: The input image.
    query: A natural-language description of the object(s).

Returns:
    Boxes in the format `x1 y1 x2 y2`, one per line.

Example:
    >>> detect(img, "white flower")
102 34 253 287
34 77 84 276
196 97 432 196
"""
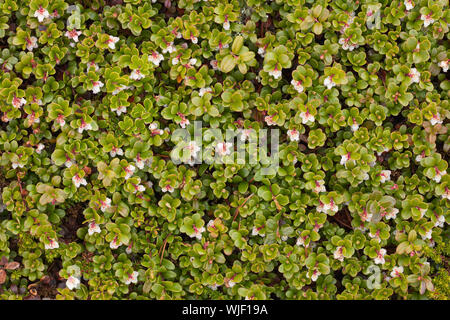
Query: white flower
291 79 304 93
340 152 351 165
133 184 145 193
258 47 265 57
351 123 359 132
172 57 179 65
125 271 139 285
435 215 445 227
66 276 80 290
324 76 336 90
191 226 205 240
264 115 277 126
11 161 24 169
390 266 404 278
78 120 92 133
92 81 104 94
408 68 420 83
45 238 59 250
433 168 446 183
100 198 111 212
162 42 175 54
36 143 45 154
110 147 123 157
126 244 133 254
88 222 101 236
374 248 387 265
65 29 81 42
26 37 38 51
287 129 300 142
421 229 432 240
430 113 442 126
223 21 230 30
438 60 449 72
299 110 315 124
404 0 414 11
208 283 220 290
110 238 122 249
379 170 391 183
227 280 236 288
124 164 135 180
72 174 87 188
252 226 265 237
112 105 127 116
12 96 26 109
310 270 321 282
87 61 99 72
268 68 282 79
34 6 50 22
179 116 190 128
130 69 145 81
338 38 357 51
199 87 212 97
215 142 233 157
296 237 305 247
421 14 434 27
210 60 218 70
361 208 373 222
385 208 399 220
334 246 344 262
314 180 326 193
65 159 73 168
162 185 174 193
149 51 164 66
191 36 198 44
189 58 197 66
107 36 119 49
186 141 201 158
240 129 253 142
135 157 145 170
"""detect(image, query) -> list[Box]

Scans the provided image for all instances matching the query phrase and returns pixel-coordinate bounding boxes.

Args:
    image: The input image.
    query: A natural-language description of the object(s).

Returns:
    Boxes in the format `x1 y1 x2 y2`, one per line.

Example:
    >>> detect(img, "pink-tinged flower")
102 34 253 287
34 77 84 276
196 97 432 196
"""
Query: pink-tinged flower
360 208 373 222
299 110 315 124
338 37 358 51
26 37 38 51
240 129 253 142
185 141 201 158
87 61 99 72
309 269 321 282
125 271 139 285
107 35 119 49
78 120 92 133
126 243 133 254
34 6 50 22
172 56 180 65
291 79 304 93
199 87 212 97
100 198 111 212
379 170 391 183
132 183 145 194
430 113 442 126
351 119 359 132
91 80 104 94
12 96 26 109
190 36 198 44
110 237 122 249
434 214 445 227
110 146 123 157
66 275 80 290
251 226 265 237
385 208 399 220
210 60 218 70
340 152 351 165
421 14 434 27
55 114 66 127
369 230 381 243
36 143 45 154
112 105 127 116
258 47 266 57
390 266 404 278
334 246 344 262
88 221 101 236
265 115 277 126
162 185 174 193
407 68 420 83
223 17 230 30
72 174 87 188
296 236 306 247
314 180 326 193
438 59 449 72
374 248 387 264
124 164 135 180
162 42 175 54
404 0 414 10
287 129 300 141
215 142 233 157
130 69 145 80
324 198 339 213
65 158 73 168
45 238 59 250
149 122 163 135
65 29 81 42
148 51 164 66
268 67 282 79
190 225 205 240
324 76 336 89
433 167 446 183
135 155 145 170
208 283 220 290
179 115 190 128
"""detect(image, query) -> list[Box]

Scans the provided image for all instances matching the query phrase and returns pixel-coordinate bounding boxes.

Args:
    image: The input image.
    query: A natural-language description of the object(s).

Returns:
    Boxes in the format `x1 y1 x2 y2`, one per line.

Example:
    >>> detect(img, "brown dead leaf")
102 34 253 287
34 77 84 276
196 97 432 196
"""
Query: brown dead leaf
4 262 20 270
0 269 6 284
